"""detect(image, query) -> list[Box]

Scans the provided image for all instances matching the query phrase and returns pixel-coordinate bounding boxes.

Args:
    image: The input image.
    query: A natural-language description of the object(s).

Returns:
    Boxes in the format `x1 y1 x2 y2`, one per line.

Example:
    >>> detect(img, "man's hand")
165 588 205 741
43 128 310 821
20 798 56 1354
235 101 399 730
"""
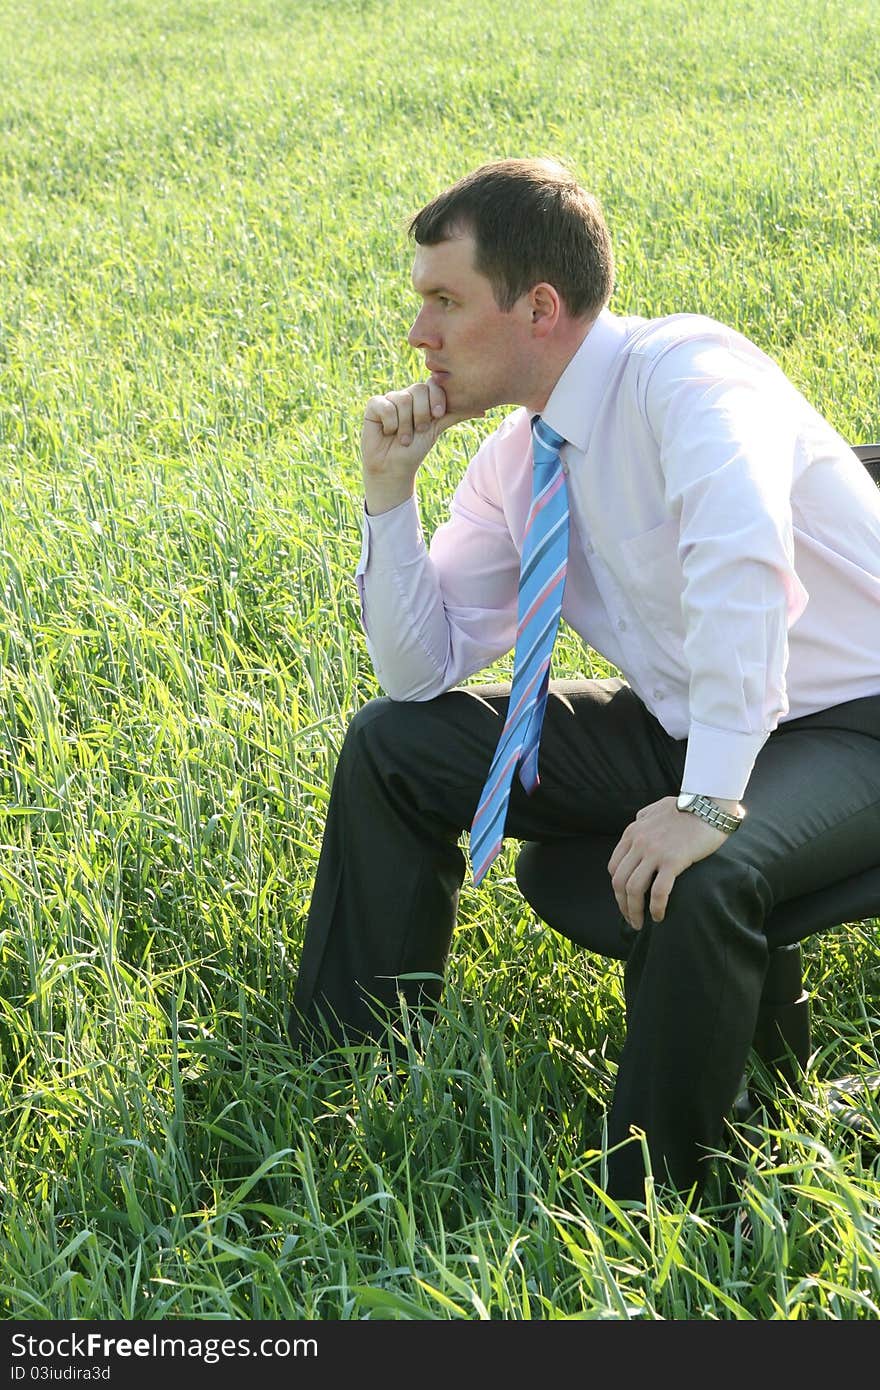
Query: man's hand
361 380 480 515
607 796 735 931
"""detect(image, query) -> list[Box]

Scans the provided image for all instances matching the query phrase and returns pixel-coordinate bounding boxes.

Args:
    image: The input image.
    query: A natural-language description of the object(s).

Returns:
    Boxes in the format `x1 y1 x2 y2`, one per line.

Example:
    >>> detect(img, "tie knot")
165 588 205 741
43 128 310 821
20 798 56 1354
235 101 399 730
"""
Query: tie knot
531 415 566 461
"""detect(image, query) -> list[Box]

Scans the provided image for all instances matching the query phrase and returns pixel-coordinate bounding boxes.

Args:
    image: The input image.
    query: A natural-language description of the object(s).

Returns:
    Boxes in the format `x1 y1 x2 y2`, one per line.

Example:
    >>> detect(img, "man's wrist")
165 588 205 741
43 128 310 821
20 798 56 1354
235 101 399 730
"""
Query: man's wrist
705 796 742 814
676 792 746 834
363 480 416 516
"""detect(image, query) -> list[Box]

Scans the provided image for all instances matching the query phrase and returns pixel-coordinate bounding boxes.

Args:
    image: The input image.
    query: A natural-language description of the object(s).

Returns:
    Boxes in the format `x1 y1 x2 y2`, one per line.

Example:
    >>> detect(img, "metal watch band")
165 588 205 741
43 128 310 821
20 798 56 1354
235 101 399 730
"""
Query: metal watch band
679 794 743 834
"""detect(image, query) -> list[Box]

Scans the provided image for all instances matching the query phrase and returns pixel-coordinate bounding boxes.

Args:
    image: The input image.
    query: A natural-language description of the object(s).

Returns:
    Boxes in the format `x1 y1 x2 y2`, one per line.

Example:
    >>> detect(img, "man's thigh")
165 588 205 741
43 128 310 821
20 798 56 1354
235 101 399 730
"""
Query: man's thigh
408 676 684 841
717 695 880 905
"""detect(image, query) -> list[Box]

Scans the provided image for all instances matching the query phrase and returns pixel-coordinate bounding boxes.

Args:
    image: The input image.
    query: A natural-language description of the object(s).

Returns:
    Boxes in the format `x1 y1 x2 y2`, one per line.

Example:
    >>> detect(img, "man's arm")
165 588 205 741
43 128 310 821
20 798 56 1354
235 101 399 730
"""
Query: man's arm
607 337 804 929
356 382 524 702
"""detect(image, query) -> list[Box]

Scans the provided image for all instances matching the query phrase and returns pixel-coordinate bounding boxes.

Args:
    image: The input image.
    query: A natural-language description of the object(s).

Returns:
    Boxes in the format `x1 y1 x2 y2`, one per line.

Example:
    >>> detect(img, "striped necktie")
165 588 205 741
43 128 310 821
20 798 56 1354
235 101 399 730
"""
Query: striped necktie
470 416 569 886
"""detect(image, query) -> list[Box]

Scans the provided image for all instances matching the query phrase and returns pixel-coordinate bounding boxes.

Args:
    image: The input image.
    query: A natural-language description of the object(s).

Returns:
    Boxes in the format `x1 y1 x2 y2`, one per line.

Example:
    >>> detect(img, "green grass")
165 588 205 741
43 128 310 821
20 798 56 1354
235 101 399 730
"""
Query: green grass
1 0 879 1320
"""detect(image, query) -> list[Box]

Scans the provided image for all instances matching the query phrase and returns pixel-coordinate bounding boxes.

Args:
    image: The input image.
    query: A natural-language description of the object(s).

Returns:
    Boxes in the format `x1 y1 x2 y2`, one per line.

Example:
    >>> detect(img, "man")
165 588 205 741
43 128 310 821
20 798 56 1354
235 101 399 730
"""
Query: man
289 157 880 1203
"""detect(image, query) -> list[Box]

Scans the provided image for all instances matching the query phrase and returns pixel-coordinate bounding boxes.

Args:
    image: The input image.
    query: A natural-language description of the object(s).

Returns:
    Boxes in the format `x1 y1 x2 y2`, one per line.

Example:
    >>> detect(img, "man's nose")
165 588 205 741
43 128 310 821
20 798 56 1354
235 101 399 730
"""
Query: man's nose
408 308 437 349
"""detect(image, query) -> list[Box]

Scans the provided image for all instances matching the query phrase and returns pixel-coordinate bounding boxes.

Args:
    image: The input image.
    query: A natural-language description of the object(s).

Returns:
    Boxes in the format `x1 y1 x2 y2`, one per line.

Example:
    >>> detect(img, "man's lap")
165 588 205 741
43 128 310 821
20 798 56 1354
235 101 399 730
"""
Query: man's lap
359 680 880 907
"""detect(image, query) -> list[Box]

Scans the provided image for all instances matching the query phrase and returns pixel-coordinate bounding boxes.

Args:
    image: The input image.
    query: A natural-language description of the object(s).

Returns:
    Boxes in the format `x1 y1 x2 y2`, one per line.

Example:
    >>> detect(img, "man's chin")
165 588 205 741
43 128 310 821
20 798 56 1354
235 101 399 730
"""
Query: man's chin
443 391 494 420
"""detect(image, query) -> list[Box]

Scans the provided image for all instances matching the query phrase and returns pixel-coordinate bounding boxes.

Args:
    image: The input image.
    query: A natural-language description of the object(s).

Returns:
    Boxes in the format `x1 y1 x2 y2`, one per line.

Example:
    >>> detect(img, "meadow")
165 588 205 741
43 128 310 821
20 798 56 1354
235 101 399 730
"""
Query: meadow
1 0 879 1320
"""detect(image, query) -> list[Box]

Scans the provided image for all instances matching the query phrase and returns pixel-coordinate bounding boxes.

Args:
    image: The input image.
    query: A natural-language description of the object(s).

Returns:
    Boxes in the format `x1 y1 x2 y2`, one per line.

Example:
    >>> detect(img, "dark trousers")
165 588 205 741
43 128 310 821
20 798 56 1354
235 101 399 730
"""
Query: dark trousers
289 678 880 1201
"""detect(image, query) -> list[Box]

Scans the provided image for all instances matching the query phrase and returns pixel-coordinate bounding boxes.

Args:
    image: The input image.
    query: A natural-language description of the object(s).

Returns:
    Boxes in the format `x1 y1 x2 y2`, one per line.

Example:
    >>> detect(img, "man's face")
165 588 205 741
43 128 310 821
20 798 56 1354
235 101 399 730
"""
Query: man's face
407 232 535 416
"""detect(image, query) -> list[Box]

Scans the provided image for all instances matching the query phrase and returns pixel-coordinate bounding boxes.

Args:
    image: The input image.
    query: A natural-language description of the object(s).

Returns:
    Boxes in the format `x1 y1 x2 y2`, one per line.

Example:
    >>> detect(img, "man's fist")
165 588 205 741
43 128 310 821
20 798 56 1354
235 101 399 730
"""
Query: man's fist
361 381 480 515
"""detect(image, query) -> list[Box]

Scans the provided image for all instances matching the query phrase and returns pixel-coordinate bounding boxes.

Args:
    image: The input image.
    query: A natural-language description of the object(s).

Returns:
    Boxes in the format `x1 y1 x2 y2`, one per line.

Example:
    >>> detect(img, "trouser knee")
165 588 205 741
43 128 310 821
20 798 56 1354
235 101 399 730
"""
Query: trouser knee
342 696 443 772
665 851 771 933
342 696 394 756
338 697 420 791
625 853 770 1008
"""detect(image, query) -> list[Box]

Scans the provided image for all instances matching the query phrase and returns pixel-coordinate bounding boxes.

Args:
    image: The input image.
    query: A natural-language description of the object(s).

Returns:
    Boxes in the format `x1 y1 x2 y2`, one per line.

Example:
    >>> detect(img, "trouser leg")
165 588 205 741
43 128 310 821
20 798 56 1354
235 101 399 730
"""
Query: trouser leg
608 857 770 1200
291 677 880 1203
287 696 467 1050
289 678 677 1050
607 695 880 1202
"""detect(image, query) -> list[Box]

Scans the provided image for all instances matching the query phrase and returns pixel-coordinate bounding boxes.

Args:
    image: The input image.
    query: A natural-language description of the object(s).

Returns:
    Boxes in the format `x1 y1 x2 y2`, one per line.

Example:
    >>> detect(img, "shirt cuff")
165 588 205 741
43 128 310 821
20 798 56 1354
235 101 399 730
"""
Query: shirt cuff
356 496 425 576
681 720 771 802
355 496 426 632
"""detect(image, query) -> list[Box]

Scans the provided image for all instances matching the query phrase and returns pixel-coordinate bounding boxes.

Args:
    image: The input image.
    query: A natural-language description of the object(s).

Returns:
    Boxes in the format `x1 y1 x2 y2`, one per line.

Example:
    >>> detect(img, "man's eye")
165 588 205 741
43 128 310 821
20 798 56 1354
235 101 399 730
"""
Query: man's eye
438 296 452 308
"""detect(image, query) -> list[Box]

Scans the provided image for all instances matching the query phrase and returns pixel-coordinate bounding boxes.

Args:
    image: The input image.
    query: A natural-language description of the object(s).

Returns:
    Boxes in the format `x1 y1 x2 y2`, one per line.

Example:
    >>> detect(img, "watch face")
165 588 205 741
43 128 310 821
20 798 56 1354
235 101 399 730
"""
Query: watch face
677 793 697 810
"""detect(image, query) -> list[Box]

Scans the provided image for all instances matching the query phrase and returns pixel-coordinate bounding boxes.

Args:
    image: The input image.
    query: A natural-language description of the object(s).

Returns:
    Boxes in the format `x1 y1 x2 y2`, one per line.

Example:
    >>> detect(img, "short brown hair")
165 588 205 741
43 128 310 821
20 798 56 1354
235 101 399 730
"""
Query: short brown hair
409 158 614 318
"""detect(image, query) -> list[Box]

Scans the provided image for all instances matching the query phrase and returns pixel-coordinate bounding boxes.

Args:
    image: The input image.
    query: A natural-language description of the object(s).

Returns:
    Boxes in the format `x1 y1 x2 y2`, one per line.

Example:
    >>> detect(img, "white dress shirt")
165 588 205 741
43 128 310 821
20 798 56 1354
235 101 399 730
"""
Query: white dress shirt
355 309 880 800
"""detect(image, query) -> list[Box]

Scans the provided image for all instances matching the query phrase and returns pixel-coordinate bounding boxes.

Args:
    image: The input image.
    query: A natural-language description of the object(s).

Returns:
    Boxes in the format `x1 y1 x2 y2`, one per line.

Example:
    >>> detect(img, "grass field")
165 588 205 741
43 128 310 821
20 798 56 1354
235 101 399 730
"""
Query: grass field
1 0 879 1320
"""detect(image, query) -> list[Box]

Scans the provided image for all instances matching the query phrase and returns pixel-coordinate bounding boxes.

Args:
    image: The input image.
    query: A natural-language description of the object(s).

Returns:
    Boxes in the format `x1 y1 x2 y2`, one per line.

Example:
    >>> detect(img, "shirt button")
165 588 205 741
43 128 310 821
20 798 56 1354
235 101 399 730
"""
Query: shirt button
561 462 569 475
653 687 664 700
616 617 628 632
585 541 595 555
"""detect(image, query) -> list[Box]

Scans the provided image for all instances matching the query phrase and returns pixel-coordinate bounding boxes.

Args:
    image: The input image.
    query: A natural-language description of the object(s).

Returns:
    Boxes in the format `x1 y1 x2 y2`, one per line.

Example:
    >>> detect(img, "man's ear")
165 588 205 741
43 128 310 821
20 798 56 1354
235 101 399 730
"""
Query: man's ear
527 282 561 337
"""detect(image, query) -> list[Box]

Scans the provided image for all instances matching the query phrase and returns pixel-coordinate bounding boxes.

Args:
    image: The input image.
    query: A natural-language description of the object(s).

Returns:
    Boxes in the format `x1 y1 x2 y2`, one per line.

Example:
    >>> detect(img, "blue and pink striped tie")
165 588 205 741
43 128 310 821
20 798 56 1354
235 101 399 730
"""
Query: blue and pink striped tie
469 416 569 886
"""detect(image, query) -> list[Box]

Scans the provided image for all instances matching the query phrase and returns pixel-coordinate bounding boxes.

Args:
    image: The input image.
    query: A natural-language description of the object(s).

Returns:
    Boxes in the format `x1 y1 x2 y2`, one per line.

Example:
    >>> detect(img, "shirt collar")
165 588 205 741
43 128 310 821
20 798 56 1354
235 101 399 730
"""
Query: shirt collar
540 308 632 453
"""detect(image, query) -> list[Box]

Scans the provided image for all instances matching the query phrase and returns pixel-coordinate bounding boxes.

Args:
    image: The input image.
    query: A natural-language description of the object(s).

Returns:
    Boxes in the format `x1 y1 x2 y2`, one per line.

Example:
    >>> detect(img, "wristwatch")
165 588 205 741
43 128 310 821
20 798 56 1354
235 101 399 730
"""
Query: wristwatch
676 792 744 834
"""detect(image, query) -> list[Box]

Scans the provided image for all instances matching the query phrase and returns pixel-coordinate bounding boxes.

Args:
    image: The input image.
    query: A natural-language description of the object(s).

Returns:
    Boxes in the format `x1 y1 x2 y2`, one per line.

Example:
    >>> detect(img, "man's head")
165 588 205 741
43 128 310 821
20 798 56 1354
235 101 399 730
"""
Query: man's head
409 157 614 320
406 158 614 415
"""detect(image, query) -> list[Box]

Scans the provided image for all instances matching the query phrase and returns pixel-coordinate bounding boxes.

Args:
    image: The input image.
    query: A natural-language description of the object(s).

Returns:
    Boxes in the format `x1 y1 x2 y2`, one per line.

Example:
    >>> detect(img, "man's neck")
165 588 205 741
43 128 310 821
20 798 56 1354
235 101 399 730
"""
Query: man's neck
524 312 598 414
